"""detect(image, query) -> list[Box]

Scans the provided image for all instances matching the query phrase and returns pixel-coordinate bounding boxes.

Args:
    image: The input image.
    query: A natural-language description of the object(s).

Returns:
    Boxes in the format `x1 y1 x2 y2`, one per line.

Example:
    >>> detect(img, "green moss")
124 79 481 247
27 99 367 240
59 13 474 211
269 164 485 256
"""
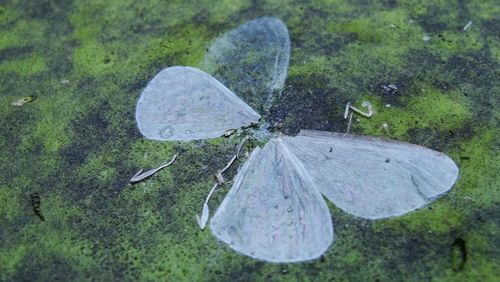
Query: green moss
33 94 74 153
72 41 116 77
0 19 47 50
128 140 175 168
454 130 499 205
0 245 28 280
0 186 21 223
335 18 384 43
1 0 499 280
356 87 472 138
76 153 119 186
431 30 484 53
0 55 47 75
210 0 252 24
138 235 204 281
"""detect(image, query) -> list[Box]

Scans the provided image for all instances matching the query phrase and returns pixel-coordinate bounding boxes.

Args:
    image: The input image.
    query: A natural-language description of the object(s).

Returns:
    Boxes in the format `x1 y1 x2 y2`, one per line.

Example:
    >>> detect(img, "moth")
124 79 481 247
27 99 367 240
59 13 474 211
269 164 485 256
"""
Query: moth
135 18 459 263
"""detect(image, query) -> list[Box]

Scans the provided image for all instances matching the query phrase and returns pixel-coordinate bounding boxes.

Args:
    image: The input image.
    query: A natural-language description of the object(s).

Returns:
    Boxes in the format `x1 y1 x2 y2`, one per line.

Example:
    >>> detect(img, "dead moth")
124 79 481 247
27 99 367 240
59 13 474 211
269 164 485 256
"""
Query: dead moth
135 17 459 263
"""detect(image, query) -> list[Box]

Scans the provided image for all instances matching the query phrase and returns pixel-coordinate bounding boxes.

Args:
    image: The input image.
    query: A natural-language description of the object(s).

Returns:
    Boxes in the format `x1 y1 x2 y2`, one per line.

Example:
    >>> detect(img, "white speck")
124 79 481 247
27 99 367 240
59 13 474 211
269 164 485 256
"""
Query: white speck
385 104 391 108
390 24 396 28
383 122 390 133
423 34 431 41
160 127 173 138
463 21 473 31
61 80 69 84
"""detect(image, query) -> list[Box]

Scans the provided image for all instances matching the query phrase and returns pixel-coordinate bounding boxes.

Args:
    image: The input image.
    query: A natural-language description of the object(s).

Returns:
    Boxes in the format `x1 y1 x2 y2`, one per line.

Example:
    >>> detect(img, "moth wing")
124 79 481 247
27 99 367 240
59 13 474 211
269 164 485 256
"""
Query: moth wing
204 17 290 112
210 139 333 263
282 130 459 219
135 66 260 141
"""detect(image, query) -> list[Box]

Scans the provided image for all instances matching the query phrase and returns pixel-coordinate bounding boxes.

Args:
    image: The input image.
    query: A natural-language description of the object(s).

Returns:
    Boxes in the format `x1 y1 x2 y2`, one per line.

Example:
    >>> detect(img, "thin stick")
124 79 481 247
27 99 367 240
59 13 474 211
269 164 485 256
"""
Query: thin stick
220 155 237 175
197 136 252 229
346 111 353 134
344 102 352 119
236 136 251 158
130 154 178 183
463 21 473 31
205 183 219 206
349 101 373 117
196 182 218 230
216 136 251 184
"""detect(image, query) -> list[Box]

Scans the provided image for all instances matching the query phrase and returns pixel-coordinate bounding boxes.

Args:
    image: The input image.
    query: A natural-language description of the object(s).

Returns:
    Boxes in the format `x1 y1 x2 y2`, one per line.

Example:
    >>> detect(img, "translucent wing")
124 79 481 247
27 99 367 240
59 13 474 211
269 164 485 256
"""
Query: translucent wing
210 139 333 263
282 130 459 219
135 66 260 141
204 17 290 113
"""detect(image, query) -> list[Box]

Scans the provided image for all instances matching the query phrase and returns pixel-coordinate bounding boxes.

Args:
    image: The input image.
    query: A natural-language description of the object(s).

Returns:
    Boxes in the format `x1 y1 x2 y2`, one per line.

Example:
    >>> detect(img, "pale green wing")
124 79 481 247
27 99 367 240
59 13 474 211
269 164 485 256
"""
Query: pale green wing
210 139 333 263
135 66 260 141
282 130 459 219
204 17 290 113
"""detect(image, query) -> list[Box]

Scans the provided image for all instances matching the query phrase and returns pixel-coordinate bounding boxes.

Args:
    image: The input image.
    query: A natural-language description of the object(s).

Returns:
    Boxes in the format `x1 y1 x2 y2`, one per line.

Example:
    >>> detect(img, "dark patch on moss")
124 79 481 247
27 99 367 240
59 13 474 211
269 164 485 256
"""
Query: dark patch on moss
276 73 348 135
405 48 445 76
482 17 500 40
445 51 497 87
0 107 37 150
0 45 34 61
401 47 499 125
11 253 79 281
443 51 499 122
414 5 450 33
60 103 111 168
73 76 100 98
451 237 467 271
15 0 74 20
406 120 474 152
58 100 139 201
381 0 398 9
0 72 20 94
46 41 78 77
46 51 74 78
219 261 266 281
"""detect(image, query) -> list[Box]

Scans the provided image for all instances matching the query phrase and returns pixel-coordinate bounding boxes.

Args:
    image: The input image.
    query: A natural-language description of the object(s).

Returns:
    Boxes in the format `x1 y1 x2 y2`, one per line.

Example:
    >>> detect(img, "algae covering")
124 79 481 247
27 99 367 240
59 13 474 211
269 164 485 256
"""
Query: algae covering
0 0 498 281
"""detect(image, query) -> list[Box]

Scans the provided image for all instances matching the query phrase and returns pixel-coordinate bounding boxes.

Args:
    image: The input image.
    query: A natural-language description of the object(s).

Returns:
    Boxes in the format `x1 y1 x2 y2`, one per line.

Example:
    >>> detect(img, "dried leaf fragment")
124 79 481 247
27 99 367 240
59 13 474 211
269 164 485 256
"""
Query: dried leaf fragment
12 95 37 107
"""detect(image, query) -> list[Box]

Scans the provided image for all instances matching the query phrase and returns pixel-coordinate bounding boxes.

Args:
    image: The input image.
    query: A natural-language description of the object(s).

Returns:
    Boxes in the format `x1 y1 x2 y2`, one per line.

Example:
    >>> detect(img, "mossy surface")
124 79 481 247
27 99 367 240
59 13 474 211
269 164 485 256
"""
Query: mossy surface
1 0 499 281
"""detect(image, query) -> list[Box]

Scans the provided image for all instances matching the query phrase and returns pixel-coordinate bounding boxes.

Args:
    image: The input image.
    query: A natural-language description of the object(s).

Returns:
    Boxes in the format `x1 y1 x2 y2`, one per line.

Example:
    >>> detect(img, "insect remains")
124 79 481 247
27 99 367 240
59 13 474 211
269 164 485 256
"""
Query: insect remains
134 17 459 263
30 192 45 221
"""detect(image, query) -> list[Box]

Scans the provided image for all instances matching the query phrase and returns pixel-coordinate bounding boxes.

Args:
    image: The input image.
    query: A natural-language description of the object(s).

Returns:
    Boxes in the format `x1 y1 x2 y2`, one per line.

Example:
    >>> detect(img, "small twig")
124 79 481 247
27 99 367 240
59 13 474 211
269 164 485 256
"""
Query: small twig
196 183 218 230
215 136 251 184
236 136 251 158
349 101 373 117
344 102 352 119
463 21 473 31
130 154 177 183
344 101 373 133
346 111 353 134
197 136 252 230
215 155 236 185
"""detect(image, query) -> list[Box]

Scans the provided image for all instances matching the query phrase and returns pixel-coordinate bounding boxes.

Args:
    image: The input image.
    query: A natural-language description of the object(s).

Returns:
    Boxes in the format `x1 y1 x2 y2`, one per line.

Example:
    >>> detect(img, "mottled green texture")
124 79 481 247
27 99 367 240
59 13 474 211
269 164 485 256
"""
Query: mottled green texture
0 0 498 281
